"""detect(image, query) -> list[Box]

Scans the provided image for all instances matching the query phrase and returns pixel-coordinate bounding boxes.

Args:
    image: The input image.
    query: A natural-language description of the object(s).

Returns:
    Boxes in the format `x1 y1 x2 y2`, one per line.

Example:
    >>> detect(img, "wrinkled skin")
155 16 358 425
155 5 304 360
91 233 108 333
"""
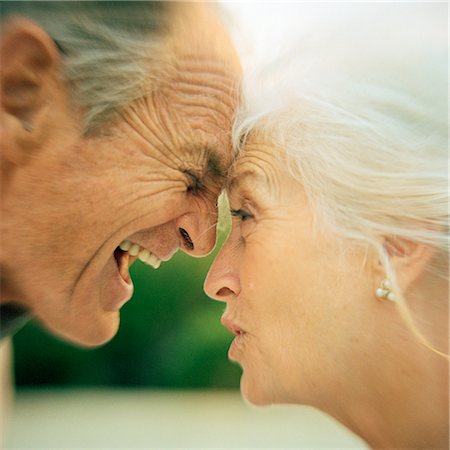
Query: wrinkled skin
204 134 449 449
0 4 241 346
205 137 378 407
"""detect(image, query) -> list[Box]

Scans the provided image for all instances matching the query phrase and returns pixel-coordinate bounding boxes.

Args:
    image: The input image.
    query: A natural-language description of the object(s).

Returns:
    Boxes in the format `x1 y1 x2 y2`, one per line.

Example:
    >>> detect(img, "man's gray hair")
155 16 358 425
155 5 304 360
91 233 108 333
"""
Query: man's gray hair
1 1 170 134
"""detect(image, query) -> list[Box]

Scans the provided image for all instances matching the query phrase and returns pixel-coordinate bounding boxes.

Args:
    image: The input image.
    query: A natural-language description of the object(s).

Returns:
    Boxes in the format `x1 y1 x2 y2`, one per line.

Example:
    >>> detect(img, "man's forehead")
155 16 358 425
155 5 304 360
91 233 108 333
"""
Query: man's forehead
160 1 241 185
167 3 241 67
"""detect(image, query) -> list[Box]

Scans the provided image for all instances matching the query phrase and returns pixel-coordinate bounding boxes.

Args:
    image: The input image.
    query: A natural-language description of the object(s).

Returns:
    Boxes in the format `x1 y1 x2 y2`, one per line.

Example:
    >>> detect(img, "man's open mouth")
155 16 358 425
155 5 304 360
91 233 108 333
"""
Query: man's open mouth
113 240 162 283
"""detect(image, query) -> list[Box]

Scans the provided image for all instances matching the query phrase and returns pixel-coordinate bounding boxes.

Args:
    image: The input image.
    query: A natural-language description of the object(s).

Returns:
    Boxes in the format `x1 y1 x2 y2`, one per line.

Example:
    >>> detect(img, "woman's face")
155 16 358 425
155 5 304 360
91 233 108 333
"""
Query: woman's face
204 134 380 407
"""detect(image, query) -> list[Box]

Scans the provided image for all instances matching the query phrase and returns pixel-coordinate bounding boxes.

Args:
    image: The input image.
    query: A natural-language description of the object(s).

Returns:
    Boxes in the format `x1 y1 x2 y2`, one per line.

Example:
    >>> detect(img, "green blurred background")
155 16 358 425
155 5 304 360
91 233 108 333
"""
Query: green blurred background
12 201 241 389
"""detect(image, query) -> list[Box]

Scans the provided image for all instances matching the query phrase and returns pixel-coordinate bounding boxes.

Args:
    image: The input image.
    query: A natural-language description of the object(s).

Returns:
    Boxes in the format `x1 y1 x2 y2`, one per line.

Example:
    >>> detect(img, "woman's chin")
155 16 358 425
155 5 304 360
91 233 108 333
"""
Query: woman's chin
240 374 274 406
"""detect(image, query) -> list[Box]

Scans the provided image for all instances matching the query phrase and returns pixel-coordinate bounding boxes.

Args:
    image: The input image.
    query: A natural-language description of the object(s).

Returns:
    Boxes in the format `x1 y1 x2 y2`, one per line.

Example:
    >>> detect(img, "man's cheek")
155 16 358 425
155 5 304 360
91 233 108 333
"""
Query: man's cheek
143 189 187 223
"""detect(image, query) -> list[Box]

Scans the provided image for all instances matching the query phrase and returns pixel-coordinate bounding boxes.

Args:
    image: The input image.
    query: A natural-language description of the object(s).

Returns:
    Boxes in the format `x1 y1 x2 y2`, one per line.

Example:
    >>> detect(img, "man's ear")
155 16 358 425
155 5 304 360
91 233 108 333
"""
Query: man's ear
0 18 60 165
376 236 437 292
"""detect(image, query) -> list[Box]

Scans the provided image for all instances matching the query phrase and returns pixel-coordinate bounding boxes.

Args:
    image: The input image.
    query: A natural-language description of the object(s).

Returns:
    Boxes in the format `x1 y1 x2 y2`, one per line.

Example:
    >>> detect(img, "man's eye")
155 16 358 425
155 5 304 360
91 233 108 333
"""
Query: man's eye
230 209 253 221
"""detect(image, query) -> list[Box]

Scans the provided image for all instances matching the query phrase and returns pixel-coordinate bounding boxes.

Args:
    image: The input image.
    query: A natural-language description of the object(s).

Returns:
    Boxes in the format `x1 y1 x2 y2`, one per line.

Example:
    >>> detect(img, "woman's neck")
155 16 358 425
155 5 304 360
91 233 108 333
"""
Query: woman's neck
335 278 448 449
343 372 449 449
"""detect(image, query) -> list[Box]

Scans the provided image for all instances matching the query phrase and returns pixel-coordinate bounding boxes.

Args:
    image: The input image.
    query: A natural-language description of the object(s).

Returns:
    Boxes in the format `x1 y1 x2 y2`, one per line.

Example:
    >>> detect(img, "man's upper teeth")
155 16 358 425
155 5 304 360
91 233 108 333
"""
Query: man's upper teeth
128 243 140 256
119 240 161 269
119 240 132 252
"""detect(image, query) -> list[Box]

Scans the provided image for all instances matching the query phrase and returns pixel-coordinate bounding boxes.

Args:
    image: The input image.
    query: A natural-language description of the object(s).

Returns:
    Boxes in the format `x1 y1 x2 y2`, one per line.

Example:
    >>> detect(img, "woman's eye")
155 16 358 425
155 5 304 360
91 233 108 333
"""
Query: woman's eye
230 208 253 222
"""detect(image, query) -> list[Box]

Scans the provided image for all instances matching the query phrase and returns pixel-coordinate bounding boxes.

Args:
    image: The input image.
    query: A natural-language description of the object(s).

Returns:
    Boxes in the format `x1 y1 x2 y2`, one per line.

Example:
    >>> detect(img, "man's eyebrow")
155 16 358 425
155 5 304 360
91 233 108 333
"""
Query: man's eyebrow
206 149 225 179
182 147 227 192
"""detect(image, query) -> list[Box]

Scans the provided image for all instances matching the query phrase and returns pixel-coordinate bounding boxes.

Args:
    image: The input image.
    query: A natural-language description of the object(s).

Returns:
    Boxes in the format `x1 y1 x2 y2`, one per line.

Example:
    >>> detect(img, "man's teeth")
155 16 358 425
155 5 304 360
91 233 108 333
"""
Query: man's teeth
128 244 140 256
118 240 161 269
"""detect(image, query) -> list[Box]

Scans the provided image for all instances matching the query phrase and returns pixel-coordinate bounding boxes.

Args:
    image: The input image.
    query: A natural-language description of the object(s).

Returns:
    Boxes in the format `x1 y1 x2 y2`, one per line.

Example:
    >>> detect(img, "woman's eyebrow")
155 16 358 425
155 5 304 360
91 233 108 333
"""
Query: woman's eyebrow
228 169 262 191
228 165 280 204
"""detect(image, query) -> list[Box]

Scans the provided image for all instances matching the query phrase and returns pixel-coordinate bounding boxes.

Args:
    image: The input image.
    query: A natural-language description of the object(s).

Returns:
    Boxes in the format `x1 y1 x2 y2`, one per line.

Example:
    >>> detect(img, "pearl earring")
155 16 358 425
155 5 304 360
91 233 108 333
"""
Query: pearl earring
375 278 396 302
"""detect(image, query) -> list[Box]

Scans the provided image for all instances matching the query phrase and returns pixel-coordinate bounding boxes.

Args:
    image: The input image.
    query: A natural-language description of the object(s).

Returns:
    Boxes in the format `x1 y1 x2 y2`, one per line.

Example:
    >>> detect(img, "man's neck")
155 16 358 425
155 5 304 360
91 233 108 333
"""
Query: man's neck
0 302 31 339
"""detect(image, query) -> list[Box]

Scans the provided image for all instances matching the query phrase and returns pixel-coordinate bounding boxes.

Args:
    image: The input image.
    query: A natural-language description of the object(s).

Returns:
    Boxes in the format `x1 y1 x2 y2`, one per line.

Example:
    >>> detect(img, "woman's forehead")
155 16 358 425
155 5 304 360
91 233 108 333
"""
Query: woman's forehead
227 137 287 197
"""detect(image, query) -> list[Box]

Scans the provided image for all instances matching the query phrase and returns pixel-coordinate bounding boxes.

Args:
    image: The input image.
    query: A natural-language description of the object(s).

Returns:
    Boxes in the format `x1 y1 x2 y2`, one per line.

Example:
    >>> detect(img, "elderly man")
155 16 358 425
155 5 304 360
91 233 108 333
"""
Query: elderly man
0 1 241 346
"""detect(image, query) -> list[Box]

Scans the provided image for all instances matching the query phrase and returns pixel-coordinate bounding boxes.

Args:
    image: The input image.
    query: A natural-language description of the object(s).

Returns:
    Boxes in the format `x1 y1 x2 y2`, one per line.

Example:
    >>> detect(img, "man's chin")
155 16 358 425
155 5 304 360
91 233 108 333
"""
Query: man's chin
41 311 120 348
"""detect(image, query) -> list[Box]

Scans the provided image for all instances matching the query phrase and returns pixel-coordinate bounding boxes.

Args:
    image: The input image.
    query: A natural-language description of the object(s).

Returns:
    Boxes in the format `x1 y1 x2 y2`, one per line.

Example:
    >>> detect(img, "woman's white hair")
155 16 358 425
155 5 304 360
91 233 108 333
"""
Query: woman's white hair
1 1 171 135
232 3 448 355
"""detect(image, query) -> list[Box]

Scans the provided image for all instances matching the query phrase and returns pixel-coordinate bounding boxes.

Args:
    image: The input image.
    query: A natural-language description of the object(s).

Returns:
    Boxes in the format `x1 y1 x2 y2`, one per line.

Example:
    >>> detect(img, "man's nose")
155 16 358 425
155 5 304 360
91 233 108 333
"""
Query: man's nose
176 207 218 257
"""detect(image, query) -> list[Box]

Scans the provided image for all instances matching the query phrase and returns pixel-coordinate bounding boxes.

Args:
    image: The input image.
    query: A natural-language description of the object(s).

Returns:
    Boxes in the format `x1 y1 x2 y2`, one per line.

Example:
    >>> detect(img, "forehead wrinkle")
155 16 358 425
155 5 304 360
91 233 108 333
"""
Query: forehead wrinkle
166 60 239 124
175 101 234 128
175 85 238 116
174 55 238 84
227 169 265 198
171 83 236 124
172 76 236 99
170 55 238 86
174 93 236 118
229 153 280 201
229 169 255 191
119 106 180 168
121 96 187 168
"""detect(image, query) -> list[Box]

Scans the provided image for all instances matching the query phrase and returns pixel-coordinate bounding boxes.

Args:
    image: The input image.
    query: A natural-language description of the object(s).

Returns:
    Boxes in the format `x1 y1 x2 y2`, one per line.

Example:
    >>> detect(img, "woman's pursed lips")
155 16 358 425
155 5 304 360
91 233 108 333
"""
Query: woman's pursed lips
221 315 246 336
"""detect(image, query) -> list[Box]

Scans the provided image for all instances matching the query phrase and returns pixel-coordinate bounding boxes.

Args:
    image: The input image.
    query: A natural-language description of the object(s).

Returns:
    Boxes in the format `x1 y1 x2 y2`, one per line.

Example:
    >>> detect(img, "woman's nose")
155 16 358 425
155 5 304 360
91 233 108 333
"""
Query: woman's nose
176 208 217 257
204 250 241 302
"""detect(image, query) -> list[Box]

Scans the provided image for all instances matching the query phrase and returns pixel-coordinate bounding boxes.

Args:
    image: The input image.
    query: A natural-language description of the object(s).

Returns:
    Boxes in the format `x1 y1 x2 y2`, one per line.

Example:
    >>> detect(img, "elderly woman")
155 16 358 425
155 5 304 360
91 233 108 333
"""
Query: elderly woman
205 4 448 449
0 1 240 346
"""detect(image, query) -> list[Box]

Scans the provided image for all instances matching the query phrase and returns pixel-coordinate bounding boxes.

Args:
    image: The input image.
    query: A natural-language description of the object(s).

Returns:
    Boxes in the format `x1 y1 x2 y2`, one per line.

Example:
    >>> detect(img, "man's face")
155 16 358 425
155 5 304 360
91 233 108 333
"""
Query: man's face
0 5 241 346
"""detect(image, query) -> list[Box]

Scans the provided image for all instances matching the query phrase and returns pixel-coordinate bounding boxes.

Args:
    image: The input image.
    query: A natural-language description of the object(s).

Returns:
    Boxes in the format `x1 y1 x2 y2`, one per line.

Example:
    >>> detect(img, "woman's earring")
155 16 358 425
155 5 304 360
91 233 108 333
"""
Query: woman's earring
375 278 396 302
